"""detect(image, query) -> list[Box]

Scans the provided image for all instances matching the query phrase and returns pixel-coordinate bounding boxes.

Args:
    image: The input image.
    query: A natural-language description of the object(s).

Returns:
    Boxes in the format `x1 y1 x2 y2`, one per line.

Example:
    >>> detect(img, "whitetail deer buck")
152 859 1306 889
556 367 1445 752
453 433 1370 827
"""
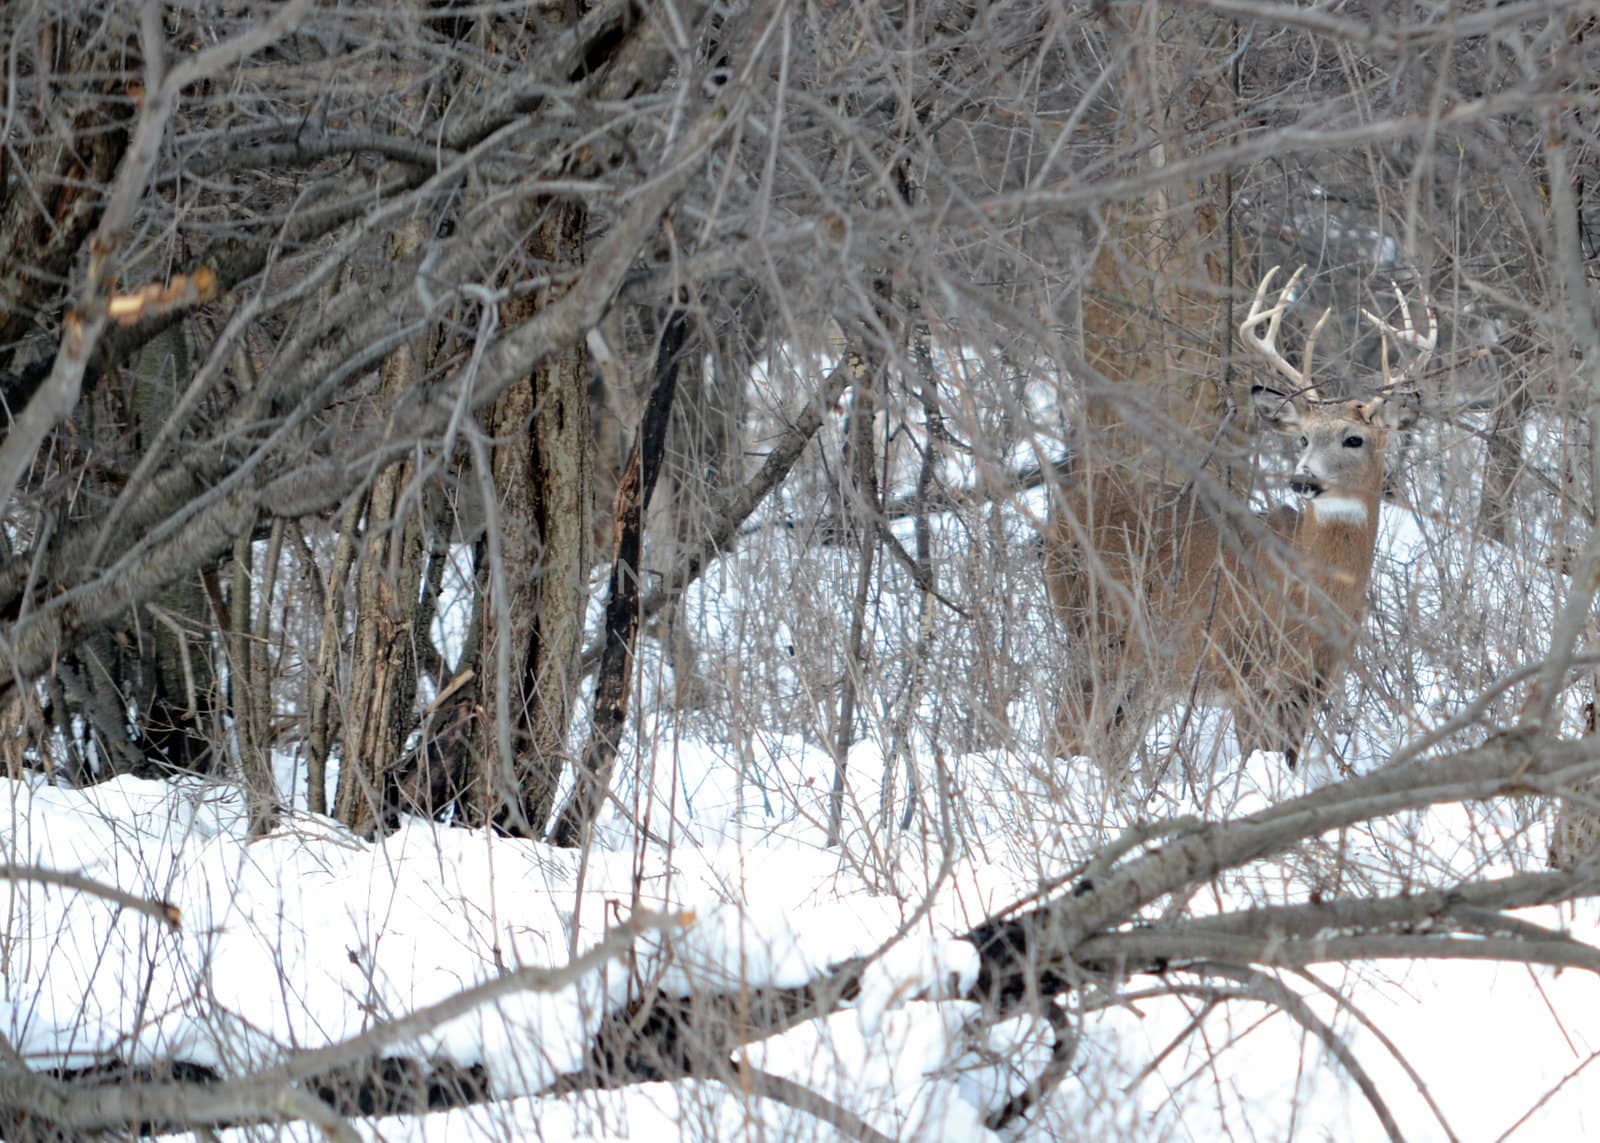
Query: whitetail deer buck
1044 266 1433 771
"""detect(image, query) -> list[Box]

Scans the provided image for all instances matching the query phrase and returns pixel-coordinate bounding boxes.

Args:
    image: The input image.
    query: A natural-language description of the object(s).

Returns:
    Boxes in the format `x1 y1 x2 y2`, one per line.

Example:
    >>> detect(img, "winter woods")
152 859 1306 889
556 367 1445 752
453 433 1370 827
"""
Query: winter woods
4 1 1600 1138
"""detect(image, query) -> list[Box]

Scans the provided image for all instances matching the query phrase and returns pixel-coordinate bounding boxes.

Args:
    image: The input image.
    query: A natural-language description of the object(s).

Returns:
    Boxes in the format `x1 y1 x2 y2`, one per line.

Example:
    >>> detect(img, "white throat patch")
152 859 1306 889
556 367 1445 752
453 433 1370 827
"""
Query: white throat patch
1309 496 1368 525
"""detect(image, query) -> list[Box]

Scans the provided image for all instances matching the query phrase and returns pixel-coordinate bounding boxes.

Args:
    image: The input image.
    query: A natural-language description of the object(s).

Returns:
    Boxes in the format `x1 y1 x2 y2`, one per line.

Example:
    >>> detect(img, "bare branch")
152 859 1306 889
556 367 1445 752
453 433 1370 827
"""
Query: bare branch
0 0 312 513
0 864 180 929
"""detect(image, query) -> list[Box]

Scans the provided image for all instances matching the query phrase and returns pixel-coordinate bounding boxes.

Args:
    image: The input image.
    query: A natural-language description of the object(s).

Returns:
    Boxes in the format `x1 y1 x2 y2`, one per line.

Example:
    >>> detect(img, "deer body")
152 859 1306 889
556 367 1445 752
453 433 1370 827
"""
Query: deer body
1045 268 1427 770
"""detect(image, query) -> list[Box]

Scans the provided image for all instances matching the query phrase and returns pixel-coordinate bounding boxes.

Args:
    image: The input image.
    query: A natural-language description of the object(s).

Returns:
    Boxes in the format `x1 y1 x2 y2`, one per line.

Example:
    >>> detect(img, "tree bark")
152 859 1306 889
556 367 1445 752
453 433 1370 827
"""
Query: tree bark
131 329 226 776
1082 11 1242 475
332 471 425 837
0 21 131 374
826 346 882 848
1480 353 1532 543
332 225 431 835
466 202 595 835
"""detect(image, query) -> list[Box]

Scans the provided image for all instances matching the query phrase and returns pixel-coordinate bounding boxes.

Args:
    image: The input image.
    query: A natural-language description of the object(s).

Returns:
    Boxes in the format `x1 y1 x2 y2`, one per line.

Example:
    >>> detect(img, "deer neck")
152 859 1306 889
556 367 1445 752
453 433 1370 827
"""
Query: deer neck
1294 487 1381 599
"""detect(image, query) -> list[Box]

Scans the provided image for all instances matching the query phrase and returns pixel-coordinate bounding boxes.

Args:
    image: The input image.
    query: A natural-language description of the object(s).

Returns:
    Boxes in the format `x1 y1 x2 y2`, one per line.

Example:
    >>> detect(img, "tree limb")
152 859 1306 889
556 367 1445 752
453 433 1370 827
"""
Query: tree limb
0 864 180 929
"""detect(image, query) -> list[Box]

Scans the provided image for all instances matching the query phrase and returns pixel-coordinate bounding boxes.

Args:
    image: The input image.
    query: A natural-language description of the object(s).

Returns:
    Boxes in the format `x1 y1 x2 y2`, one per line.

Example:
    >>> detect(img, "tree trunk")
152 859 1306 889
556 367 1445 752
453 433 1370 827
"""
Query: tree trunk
1082 11 1241 477
0 24 130 380
465 202 594 835
332 458 426 837
121 327 222 776
1480 350 1532 544
827 349 880 848
549 310 686 847
331 223 430 834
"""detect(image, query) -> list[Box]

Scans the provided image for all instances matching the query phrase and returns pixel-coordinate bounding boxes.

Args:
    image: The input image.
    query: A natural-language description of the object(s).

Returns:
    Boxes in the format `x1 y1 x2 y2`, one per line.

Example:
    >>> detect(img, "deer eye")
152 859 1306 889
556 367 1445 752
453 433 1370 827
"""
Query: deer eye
1298 435 1308 449
1342 435 1365 449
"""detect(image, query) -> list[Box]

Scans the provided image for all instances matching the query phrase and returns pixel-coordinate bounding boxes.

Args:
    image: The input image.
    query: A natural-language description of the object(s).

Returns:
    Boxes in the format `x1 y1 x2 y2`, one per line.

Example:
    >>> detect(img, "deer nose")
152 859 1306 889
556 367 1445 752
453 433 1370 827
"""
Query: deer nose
1289 472 1324 497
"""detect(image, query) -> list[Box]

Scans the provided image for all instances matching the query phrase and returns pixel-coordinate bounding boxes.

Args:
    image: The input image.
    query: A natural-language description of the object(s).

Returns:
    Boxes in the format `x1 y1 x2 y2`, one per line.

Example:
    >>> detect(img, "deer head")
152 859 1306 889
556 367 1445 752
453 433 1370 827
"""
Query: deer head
1241 267 1430 520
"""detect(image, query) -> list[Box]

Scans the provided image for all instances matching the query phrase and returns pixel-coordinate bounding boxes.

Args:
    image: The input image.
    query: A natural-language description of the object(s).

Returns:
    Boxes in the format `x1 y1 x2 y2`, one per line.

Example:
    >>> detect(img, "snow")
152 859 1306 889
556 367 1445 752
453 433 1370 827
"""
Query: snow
8 728 1600 1140
2 768 997 1138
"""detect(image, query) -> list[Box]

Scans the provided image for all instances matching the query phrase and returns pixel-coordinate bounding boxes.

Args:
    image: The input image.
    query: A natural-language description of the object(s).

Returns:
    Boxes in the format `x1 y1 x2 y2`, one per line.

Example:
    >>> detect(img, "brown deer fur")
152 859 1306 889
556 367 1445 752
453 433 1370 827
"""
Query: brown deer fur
1043 268 1429 771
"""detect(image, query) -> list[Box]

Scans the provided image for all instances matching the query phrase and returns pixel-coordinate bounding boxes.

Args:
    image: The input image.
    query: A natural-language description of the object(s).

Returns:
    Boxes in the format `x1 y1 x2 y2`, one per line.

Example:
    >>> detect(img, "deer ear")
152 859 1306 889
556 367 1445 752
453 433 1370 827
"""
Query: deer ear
1250 385 1307 432
1365 390 1420 431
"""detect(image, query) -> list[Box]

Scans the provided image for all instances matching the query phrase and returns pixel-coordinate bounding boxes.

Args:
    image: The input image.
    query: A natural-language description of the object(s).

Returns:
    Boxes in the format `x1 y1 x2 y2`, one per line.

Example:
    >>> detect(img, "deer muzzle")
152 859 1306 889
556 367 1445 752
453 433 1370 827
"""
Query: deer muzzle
1289 472 1325 498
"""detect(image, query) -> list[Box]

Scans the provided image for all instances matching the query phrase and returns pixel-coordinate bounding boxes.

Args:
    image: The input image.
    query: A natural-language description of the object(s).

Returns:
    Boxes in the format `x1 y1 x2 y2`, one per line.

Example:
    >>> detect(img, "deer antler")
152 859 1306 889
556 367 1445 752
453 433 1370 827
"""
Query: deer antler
1361 279 1436 388
1239 265 1331 400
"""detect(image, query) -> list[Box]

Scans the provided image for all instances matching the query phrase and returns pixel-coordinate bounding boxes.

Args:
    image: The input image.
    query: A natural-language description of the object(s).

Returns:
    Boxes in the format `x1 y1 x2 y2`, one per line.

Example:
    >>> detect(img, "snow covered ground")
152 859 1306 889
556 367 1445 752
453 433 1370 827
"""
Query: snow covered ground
6 714 1600 1140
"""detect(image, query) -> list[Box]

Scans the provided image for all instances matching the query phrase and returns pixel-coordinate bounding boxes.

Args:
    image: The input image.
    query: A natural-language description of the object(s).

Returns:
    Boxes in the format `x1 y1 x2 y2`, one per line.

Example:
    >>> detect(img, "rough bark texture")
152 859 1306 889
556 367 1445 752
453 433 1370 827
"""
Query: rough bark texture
827 347 881 848
1480 366 1531 543
332 221 431 834
306 500 363 816
128 328 220 776
332 459 426 837
233 519 285 836
467 201 594 835
0 29 131 374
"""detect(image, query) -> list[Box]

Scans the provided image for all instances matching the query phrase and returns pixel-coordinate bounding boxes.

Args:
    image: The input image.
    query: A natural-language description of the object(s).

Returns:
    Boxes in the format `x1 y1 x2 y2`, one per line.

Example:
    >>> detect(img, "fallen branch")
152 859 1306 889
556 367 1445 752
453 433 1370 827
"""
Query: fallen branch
0 909 687 1136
